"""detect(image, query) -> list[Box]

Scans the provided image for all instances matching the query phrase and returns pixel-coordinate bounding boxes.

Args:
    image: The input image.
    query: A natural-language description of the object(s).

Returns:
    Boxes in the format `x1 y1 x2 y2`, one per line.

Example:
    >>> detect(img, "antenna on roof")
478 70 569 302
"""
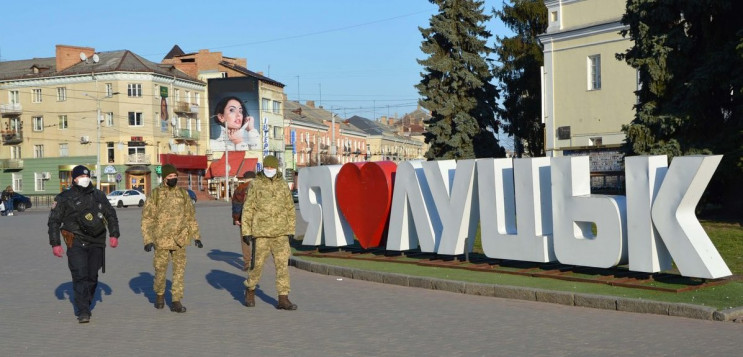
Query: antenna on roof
80 52 87 62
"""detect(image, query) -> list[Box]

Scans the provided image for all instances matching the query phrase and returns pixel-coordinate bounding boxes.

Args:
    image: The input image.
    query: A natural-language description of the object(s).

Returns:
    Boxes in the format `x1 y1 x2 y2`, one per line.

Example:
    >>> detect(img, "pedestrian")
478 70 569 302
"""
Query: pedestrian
2 185 15 216
48 165 120 323
141 164 202 313
232 171 256 271
241 155 297 310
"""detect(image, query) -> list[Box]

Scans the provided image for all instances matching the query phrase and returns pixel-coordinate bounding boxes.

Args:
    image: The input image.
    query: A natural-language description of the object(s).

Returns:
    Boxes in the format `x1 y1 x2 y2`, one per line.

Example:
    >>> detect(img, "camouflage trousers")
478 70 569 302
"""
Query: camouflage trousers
244 236 291 295
153 247 187 301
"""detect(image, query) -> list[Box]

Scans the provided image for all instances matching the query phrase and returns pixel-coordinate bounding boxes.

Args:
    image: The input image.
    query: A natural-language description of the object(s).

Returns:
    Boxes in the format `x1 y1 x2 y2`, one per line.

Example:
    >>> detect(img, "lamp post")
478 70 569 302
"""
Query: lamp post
85 92 118 190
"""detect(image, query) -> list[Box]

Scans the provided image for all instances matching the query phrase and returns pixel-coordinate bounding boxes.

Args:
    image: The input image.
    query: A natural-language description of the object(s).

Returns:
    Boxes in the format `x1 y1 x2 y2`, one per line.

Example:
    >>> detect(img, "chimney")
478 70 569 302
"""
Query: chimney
306 100 315 108
56 45 95 72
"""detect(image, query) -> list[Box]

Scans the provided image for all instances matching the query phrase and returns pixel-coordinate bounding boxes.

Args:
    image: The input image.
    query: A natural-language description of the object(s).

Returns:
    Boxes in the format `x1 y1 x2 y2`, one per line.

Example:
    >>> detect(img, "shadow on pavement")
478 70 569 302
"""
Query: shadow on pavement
54 281 112 315
206 249 243 271
129 272 172 304
205 269 275 307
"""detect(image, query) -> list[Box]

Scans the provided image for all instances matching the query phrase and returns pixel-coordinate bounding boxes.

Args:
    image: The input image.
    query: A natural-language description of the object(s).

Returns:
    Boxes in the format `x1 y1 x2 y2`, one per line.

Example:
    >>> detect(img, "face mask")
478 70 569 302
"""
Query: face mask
264 168 276 178
166 178 178 187
76 177 91 188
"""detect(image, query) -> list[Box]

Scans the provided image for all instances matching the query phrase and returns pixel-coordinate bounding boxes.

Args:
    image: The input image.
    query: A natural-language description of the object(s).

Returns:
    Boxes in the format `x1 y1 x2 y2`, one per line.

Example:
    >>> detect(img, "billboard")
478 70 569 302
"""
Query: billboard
207 77 260 152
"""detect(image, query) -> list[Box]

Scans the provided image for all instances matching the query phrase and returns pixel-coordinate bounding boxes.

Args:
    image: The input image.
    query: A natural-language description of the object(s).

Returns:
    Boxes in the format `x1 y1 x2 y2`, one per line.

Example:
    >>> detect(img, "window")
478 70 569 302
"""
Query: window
106 83 113 97
195 92 201 106
10 145 21 159
34 144 44 158
588 55 601 90
550 11 558 22
127 83 142 97
185 90 190 104
33 116 43 131
106 112 114 127
174 89 180 102
12 173 22 192
262 98 270 112
128 112 143 126
107 142 114 163
35 172 45 191
57 87 67 101
272 100 281 114
9 90 19 104
128 146 146 155
58 115 68 129
220 72 227 78
273 126 282 139
59 143 69 157
32 89 42 103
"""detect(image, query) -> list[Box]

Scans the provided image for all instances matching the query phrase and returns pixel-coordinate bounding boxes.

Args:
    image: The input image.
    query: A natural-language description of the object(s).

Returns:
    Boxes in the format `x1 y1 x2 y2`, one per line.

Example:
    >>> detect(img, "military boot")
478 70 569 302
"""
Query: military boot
155 294 165 309
276 295 297 310
245 288 255 307
170 301 187 313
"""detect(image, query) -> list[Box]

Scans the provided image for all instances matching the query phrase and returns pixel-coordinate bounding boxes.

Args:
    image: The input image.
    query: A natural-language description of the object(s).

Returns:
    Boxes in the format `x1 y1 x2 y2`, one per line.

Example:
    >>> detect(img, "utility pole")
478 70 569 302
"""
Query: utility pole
85 92 118 190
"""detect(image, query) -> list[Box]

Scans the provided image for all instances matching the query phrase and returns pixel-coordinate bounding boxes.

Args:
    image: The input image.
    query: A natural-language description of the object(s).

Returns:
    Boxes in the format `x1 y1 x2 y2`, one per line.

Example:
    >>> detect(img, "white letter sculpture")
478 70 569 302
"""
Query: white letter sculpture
298 165 354 247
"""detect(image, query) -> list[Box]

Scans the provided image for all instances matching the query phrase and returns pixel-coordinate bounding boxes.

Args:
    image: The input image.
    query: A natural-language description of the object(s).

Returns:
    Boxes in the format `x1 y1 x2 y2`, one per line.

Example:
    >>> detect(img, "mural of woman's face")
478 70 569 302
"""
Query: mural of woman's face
218 99 244 130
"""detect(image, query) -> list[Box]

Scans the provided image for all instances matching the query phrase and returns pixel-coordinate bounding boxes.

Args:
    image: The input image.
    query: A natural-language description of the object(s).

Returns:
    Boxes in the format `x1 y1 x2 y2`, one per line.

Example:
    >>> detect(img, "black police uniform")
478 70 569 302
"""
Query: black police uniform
48 183 119 319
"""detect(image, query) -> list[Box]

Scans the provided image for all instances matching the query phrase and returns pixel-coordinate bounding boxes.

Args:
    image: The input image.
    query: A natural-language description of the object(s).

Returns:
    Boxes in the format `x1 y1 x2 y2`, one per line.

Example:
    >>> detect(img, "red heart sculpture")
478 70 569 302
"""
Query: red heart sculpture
336 161 397 249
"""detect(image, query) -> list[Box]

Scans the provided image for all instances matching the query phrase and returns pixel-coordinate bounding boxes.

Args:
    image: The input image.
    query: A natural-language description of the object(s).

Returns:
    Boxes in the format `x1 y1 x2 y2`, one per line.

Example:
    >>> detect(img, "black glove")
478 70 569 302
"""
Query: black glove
194 240 203 248
242 235 253 245
288 234 295 240
144 243 154 252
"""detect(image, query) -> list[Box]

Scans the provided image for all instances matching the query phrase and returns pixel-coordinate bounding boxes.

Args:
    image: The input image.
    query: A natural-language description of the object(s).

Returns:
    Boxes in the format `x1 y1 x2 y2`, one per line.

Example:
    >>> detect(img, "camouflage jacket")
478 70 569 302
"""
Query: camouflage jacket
141 185 200 250
241 171 295 238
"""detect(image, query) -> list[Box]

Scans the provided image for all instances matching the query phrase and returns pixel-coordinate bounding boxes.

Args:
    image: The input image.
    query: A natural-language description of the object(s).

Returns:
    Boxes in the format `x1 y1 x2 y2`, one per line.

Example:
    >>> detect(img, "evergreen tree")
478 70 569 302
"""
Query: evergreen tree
417 0 505 160
493 0 547 157
618 0 743 215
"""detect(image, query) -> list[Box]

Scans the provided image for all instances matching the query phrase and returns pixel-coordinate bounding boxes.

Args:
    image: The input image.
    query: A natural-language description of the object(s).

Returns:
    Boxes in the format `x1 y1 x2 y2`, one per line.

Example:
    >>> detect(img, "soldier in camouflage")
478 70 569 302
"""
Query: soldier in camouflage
241 155 297 310
141 164 203 313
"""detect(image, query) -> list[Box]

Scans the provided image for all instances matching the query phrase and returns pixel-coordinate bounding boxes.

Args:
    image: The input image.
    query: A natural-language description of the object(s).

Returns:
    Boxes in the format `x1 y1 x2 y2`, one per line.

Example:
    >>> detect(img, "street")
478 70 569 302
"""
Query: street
0 200 740 356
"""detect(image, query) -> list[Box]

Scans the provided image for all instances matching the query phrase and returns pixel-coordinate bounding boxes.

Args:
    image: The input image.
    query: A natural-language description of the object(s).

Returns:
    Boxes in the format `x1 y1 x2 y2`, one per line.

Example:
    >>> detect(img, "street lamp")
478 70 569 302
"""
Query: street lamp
85 91 119 190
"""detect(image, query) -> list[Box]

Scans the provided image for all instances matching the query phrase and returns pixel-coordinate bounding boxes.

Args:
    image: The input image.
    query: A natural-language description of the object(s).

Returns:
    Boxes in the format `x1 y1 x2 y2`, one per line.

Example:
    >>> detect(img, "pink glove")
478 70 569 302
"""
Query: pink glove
52 245 64 258
110 237 119 248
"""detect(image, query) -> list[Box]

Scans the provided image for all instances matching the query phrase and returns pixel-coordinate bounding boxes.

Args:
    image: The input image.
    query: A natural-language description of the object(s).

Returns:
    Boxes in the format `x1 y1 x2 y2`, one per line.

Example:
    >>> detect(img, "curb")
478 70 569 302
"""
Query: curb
290 256 743 323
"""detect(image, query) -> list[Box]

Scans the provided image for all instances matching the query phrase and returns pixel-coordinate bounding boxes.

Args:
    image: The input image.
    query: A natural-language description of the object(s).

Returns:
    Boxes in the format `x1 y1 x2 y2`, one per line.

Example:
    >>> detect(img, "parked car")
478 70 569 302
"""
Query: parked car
186 189 197 204
1 192 32 214
291 188 298 203
107 189 147 208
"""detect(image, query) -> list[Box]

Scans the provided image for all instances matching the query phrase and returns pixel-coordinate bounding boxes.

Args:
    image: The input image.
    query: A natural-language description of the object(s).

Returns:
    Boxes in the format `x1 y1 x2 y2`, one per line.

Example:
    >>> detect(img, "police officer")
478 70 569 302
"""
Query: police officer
48 165 120 323
241 155 297 310
141 164 202 313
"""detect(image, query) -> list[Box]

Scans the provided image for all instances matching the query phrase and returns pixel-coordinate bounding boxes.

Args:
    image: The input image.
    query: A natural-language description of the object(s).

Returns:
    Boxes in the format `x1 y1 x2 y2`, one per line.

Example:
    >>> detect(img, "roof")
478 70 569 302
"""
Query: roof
0 50 202 83
163 45 185 60
218 61 284 88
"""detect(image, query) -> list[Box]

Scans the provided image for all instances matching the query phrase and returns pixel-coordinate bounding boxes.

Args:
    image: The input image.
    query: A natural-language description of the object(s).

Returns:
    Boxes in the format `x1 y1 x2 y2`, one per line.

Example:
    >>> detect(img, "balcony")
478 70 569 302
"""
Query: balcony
1 130 23 145
0 103 22 117
0 159 23 170
126 153 151 165
173 129 200 141
174 101 199 114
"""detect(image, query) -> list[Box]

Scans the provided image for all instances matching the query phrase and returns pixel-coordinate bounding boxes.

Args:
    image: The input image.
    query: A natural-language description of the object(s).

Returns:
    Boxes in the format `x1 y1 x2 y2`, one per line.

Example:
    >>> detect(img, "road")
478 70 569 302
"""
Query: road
0 200 740 356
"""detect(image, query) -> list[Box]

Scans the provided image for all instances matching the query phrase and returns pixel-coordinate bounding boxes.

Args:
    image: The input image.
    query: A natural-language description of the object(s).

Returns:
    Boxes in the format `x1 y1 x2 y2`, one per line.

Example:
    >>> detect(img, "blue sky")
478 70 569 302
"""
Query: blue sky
1 0 509 121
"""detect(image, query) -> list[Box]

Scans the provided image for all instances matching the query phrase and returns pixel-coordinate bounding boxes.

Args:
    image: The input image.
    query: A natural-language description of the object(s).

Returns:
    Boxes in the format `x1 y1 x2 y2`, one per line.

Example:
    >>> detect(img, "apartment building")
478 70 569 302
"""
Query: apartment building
284 100 367 173
0 45 207 196
348 115 424 162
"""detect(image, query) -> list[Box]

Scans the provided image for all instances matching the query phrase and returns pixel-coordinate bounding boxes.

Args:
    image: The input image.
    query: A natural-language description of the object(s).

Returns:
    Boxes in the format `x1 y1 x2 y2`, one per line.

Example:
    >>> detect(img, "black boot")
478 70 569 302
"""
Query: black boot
170 301 187 313
276 295 297 310
155 294 164 309
245 288 255 307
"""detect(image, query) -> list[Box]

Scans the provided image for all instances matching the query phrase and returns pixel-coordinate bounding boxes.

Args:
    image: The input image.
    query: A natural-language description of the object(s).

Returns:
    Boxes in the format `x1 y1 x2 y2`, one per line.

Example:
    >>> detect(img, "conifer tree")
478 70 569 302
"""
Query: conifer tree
417 0 505 159
618 0 743 214
493 0 547 157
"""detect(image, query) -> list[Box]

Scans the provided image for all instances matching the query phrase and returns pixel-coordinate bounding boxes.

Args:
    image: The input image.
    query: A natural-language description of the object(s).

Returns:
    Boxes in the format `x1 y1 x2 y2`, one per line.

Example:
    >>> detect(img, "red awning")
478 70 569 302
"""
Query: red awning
205 152 245 179
236 158 258 178
160 154 208 170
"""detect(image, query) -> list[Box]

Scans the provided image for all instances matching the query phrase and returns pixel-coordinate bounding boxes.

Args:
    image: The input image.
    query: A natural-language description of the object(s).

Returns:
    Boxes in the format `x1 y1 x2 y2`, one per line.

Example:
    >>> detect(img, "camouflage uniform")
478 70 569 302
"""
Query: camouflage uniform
141 185 200 301
241 171 295 294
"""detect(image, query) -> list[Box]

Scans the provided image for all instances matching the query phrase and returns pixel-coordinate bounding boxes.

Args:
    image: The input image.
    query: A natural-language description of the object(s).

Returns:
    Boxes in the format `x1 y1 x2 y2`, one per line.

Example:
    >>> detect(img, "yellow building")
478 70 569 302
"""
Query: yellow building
539 0 636 190
0 45 206 196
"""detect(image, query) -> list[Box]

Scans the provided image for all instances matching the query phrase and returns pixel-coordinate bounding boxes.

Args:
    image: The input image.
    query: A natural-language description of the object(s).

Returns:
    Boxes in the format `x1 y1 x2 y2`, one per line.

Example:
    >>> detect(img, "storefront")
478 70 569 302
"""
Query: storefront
159 154 209 200
205 152 258 200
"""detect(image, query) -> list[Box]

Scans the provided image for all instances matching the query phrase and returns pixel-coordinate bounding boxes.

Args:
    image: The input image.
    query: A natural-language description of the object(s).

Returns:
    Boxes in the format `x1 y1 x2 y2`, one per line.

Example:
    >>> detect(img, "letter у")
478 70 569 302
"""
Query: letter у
423 159 479 256
298 165 354 247
478 158 555 263
650 155 731 279
551 156 627 268
386 160 442 252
